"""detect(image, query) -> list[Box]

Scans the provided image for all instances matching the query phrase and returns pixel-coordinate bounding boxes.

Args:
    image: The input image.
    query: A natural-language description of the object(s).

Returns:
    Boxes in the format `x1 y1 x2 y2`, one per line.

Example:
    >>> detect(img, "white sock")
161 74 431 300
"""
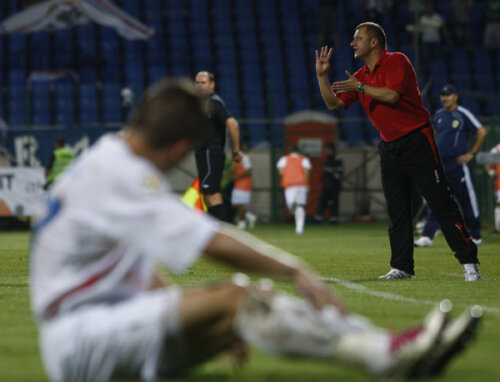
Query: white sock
495 207 500 232
295 206 305 234
234 293 391 372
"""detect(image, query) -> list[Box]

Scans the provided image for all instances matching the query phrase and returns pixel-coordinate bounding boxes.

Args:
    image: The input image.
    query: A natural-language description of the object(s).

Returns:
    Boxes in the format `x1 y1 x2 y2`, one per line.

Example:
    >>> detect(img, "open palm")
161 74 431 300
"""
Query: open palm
315 45 333 76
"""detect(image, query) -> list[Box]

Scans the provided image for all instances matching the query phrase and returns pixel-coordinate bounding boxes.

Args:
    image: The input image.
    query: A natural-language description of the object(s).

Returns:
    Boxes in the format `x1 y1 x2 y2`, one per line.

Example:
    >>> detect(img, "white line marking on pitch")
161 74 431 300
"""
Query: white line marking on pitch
321 277 500 315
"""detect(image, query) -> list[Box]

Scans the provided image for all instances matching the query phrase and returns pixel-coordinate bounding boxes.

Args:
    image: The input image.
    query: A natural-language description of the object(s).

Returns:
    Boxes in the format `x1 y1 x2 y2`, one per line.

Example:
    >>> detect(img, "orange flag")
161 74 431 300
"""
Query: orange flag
181 178 207 211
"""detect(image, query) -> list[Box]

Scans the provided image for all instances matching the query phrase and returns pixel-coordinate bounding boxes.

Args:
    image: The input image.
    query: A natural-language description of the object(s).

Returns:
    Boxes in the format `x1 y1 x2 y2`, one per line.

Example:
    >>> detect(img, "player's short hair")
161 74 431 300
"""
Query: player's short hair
129 78 206 148
356 22 387 49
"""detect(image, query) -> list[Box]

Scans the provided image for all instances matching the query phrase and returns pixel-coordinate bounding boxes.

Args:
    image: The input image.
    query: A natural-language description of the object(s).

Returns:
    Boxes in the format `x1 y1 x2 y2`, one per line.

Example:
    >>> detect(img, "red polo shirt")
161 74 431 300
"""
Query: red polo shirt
337 50 430 142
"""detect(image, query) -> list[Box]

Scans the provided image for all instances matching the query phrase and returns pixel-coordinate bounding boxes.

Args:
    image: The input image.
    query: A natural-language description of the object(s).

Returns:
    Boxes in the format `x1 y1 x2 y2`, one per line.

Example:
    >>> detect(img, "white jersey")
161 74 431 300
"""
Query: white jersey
30 134 218 322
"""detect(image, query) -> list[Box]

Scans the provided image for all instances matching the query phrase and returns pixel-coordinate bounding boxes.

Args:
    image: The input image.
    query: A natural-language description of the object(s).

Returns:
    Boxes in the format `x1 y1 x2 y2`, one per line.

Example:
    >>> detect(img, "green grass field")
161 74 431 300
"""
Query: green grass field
1 222 499 381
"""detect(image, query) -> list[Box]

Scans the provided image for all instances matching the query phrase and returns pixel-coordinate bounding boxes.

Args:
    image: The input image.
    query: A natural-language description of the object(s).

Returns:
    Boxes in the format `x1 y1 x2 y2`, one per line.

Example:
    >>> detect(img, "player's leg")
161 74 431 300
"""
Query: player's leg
284 187 302 233
495 191 500 232
329 184 340 224
409 130 478 267
379 142 415 276
233 289 464 379
293 187 308 234
416 209 439 246
314 187 328 221
454 164 481 242
195 149 228 221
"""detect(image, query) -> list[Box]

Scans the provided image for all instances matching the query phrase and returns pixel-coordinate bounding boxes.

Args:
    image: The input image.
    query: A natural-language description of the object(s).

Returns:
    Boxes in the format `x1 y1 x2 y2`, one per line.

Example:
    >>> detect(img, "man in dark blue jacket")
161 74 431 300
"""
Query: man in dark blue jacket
415 85 487 248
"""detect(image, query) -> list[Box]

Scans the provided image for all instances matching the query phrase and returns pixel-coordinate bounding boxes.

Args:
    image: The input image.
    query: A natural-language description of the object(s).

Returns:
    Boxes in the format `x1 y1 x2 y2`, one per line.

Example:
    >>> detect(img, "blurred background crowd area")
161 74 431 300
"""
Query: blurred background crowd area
1 0 500 148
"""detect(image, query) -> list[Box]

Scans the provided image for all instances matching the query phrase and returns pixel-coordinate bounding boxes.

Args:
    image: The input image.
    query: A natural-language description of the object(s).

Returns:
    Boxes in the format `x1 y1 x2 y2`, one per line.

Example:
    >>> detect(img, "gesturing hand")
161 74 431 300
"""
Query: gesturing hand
315 45 333 76
332 71 361 93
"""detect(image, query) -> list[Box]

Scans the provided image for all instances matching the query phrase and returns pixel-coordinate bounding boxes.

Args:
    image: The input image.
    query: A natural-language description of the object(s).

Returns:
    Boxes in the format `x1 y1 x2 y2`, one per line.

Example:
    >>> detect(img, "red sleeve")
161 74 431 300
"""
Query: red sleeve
336 68 362 108
337 91 359 109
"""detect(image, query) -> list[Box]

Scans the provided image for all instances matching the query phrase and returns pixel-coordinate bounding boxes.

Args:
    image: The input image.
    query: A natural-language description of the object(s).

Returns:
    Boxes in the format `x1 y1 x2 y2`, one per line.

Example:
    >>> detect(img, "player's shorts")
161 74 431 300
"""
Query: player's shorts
231 189 251 205
284 186 308 210
195 148 226 194
495 190 500 204
39 287 193 381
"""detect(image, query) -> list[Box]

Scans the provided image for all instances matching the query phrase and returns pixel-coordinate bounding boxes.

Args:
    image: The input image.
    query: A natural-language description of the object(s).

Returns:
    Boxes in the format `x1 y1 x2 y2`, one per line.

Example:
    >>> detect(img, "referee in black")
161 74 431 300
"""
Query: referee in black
195 71 242 221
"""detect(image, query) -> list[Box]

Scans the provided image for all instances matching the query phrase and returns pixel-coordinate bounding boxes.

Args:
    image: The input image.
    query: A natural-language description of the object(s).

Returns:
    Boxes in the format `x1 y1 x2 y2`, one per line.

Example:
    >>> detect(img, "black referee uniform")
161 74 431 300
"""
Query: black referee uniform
195 93 231 195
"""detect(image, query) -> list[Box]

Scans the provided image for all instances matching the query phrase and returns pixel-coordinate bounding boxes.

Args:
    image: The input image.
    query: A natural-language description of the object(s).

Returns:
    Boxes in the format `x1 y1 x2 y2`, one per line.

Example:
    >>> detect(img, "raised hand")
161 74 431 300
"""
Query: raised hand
315 45 333 76
332 70 360 93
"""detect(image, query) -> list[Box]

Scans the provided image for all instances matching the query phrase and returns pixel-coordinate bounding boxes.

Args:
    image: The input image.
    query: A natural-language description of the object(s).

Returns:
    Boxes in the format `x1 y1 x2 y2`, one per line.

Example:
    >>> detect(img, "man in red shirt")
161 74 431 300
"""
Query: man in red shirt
316 21 480 281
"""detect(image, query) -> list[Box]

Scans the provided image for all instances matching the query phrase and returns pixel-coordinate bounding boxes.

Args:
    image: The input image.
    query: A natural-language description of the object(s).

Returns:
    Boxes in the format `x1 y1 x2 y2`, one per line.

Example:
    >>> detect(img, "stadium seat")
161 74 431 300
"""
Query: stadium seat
78 83 98 125
30 31 50 70
53 30 74 70
7 83 26 126
31 81 51 126
54 79 75 127
8 33 27 69
101 82 122 124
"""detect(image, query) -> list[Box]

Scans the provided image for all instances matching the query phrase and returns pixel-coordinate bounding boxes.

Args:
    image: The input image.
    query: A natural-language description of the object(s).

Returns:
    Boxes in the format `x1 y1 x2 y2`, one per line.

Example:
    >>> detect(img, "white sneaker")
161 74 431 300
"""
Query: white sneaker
462 263 482 281
471 237 482 246
237 220 247 229
380 300 450 378
245 212 257 229
410 304 483 378
414 236 433 247
378 268 415 280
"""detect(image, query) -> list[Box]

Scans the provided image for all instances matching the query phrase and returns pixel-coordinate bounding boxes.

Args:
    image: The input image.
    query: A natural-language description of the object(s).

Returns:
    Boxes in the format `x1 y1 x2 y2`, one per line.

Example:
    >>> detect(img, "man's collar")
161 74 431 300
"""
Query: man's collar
362 49 388 73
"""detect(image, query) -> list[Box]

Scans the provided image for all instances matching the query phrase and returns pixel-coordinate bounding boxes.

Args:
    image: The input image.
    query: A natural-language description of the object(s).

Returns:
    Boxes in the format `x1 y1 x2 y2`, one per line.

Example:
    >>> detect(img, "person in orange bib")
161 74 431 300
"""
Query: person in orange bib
277 145 312 234
230 151 257 229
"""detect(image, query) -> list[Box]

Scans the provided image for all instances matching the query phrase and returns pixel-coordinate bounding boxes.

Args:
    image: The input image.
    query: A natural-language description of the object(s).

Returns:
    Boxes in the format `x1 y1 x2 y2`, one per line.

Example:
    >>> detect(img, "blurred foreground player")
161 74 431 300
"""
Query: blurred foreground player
30 78 481 382
316 22 480 281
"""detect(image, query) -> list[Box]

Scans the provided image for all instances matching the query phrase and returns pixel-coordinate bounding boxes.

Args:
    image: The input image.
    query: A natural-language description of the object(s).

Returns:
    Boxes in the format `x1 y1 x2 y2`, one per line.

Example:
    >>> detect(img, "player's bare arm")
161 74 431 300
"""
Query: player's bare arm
457 127 487 164
226 117 242 162
315 46 346 110
204 226 347 313
332 70 401 104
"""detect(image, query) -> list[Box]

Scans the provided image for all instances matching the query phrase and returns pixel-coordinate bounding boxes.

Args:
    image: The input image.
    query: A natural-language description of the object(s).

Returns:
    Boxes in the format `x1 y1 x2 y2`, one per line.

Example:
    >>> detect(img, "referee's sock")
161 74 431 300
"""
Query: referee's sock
208 204 229 222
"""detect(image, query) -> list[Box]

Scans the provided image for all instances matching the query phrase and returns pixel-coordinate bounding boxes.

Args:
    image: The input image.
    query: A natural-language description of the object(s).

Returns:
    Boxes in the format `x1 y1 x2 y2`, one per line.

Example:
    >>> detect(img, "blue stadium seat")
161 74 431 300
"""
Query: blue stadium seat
30 31 50 70
78 84 98 125
99 26 120 81
101 82 122 124
53 30 73 70
54 79 74 127
8 33 27 69
31 81 51 126
8 83 26 126
121 0 140 17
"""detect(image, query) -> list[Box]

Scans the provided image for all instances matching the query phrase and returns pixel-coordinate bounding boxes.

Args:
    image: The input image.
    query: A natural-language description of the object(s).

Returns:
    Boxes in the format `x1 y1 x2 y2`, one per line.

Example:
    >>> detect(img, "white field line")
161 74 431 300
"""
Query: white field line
321 277 500 316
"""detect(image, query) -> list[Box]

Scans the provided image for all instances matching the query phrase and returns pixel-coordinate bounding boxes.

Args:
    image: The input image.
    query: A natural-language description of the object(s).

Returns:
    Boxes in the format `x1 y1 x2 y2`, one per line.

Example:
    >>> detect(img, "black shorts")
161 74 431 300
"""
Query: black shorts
195 148 226 194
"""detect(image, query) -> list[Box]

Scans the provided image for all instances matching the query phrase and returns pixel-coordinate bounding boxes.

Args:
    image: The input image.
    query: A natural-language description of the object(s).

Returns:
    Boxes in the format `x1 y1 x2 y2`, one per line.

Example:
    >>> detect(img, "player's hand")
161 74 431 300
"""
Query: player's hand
457 152 474 164
293 269 348 315
315 46 333 76
232 151 242 163
332 71 361 93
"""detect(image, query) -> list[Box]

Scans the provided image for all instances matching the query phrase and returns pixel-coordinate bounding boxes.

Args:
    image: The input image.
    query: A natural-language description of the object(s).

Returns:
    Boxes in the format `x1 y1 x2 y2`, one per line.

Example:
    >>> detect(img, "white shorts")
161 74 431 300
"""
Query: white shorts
231 189 251 205
40 287 188 382
495 190 500 204
284 186 308 210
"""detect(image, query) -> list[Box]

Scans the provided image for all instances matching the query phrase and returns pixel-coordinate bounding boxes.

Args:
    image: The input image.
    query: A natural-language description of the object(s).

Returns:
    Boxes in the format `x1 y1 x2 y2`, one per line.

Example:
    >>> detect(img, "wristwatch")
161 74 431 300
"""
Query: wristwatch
358 82 365 94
